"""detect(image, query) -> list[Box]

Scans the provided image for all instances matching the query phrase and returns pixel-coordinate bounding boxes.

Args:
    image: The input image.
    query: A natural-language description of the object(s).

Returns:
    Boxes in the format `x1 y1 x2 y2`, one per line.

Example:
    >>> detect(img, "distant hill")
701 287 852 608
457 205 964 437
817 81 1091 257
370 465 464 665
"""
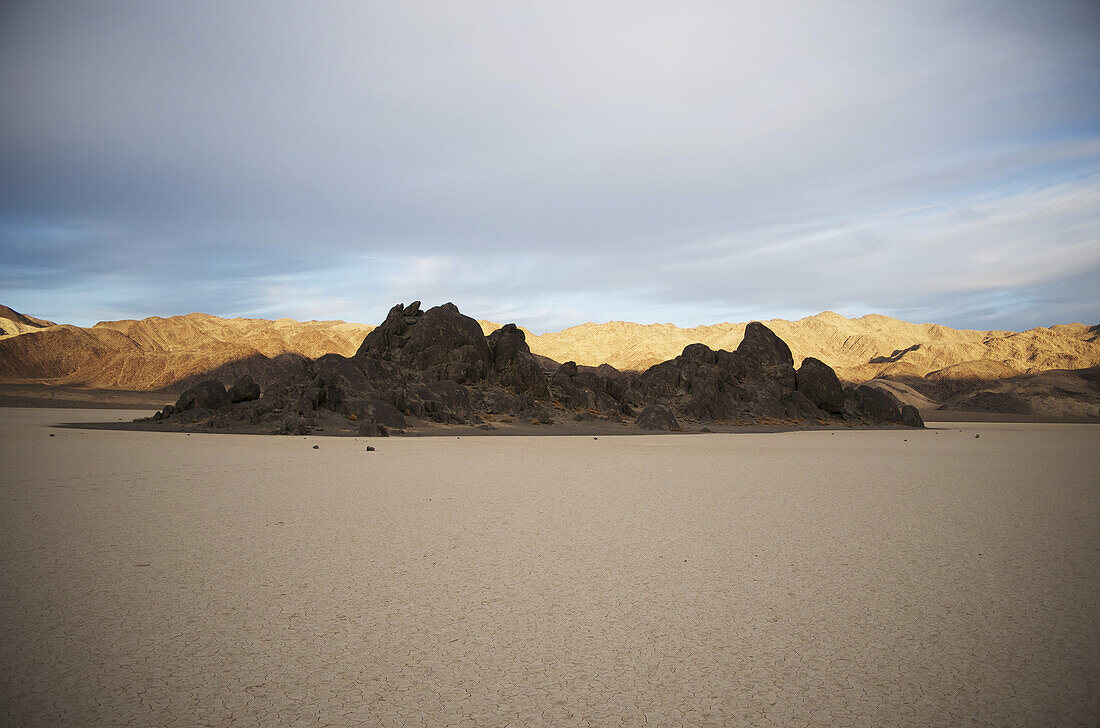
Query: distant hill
0 304 55 337
1 305 1097 419
0 309 371 390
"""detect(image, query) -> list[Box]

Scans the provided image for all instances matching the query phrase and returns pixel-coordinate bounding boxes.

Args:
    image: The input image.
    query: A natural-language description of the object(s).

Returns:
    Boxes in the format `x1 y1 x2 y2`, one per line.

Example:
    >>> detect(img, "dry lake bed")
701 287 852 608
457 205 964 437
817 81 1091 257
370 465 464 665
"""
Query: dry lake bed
1 407 1097 727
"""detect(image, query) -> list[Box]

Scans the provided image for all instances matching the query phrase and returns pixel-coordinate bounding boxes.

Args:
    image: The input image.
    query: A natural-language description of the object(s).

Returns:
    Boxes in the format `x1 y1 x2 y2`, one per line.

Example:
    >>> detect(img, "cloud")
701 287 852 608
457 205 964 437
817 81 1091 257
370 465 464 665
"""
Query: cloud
1 0 1098 330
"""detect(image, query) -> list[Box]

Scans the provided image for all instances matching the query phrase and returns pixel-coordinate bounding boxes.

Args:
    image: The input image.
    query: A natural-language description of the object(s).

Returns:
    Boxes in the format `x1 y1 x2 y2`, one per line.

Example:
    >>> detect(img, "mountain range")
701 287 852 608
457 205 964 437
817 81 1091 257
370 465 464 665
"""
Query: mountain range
1 304 1097 417
479 313 1099 381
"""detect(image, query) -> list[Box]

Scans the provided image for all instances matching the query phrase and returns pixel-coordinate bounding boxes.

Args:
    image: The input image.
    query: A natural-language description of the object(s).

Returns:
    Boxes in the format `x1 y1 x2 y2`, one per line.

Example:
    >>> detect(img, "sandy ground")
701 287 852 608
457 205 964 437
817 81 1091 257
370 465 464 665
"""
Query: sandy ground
1 408 1097 727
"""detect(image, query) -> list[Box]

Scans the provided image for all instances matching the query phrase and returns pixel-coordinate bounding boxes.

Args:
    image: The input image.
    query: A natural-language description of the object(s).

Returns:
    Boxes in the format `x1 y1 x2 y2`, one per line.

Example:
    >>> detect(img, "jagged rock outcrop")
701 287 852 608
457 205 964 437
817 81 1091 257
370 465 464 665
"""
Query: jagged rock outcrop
550 360 634 416
357 302 492 384
640 331 814 424
144 302 924 434
486 323 550 398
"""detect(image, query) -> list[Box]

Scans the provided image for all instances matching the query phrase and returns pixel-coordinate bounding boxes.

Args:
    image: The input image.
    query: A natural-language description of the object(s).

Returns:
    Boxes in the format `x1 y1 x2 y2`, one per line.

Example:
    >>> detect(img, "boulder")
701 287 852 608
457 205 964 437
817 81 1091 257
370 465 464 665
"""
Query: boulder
736 322 796 390
593 364 640 405
486 323 526 366
227 375 261 403
680 342 718 366
640 359 682 398
854 385 903 424
900 404 925 428
796 357 844 414
175 380 230 412
636 404 679 431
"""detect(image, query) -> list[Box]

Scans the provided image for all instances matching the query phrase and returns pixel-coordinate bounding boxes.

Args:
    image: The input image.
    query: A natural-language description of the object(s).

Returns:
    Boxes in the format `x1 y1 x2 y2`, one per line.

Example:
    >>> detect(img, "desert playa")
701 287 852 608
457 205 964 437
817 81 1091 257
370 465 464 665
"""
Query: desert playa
1 407 1097 727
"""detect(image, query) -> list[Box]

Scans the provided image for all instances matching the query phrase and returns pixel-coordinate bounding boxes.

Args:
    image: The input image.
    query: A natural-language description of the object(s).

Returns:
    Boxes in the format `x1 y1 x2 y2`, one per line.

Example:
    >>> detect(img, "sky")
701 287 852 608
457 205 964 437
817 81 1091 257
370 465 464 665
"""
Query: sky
1 1 1099 333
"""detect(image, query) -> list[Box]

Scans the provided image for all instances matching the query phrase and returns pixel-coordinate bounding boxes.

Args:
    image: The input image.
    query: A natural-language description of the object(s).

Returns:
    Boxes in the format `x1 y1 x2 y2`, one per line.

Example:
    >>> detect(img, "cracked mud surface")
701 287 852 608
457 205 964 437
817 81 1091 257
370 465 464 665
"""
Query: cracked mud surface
2 408 1098 727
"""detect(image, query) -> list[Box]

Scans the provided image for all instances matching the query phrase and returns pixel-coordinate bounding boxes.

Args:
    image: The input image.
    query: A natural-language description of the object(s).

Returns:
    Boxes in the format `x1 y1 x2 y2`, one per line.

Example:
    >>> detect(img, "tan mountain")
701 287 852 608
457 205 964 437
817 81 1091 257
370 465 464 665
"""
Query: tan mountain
0 304 55 338
0 310 372 390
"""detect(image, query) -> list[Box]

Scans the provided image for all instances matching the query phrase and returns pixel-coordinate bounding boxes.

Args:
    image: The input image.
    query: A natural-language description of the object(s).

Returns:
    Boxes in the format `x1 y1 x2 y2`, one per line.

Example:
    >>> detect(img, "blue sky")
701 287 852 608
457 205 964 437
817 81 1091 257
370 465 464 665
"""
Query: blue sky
1 0 1098 332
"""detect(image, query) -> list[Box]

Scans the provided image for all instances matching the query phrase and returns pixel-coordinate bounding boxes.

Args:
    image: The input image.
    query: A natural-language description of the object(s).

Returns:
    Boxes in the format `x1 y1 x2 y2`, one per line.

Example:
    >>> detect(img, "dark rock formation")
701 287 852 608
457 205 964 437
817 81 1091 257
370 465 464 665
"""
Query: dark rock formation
550 360 634 417
357 302 492 384
227 375 261 403
900 404 924 428
175 380 230 412
344 399 406 429
355 302 421 359
145 301 924 434
796 357 844 413
737 322 796 389
404 381 471 423
551 361 595 410
486 324 549 398
636 404 679 431
848 385 904 424
474 388 524 415
641 338 796 423
782 390 824 421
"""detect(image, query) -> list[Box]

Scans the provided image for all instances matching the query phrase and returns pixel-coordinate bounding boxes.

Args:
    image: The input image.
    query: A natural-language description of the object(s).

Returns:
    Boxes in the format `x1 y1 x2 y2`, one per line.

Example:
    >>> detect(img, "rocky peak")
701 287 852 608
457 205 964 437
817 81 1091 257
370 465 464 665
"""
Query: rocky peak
737 321 794 369
355 301 492 384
